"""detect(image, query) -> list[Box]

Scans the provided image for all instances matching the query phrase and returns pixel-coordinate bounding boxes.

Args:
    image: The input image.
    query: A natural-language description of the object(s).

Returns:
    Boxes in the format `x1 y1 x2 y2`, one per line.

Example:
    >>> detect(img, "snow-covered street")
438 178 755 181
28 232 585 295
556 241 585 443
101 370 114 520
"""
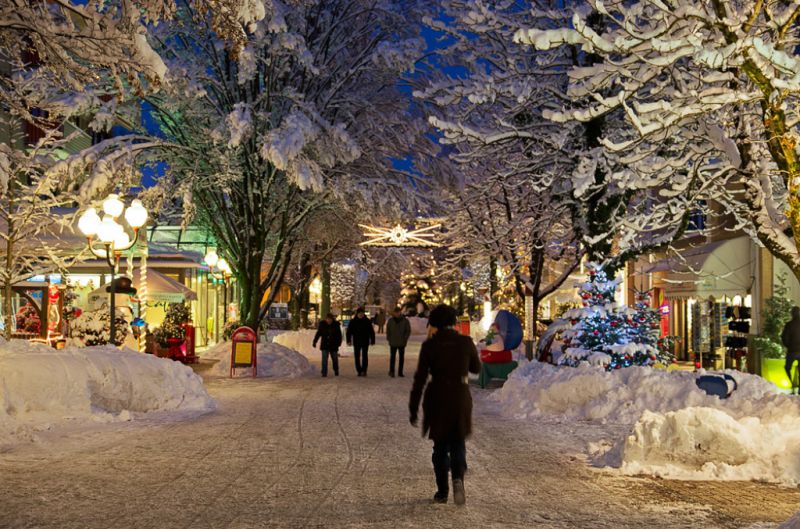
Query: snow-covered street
1 338 799 529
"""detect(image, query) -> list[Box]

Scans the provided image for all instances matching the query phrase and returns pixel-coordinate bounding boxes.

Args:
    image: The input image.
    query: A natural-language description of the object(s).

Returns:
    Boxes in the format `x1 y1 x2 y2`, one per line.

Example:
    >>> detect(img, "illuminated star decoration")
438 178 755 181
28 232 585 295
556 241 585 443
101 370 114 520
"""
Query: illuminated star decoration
358 224 442 247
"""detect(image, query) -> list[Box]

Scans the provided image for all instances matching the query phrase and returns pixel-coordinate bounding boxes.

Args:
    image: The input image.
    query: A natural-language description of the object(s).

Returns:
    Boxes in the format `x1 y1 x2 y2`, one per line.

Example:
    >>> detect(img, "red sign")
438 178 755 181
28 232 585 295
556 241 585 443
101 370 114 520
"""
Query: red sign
230 326 258 378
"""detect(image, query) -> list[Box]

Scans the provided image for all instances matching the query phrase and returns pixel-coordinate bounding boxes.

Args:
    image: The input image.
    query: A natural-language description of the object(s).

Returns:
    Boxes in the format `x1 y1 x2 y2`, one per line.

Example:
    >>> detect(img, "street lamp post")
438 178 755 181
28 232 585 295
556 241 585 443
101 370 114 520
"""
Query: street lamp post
204 249 233 339
78 194 148 345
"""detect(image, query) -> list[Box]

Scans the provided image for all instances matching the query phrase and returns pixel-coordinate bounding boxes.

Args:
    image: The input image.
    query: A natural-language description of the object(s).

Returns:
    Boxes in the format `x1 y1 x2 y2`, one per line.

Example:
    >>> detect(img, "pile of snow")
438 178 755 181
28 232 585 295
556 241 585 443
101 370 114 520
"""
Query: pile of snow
0 340 214 446
202 340 315 378
272 329 317 358
492 361 800 485
409 316 429 335
779 512 800 529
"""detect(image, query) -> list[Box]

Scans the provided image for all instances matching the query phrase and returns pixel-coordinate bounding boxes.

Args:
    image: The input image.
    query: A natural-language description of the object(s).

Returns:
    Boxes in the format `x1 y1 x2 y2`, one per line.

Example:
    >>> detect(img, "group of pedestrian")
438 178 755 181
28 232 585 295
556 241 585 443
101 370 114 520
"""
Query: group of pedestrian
313 306 412 378
312 303 480 506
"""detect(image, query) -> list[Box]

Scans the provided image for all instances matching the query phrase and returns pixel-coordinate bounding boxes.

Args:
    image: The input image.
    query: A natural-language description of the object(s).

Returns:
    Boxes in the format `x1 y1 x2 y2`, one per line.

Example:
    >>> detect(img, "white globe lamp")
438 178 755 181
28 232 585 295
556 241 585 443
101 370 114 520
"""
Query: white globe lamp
124 199 148 229
97 215 120 244
102 194 125 218
205 249 219 268
78 207 102 237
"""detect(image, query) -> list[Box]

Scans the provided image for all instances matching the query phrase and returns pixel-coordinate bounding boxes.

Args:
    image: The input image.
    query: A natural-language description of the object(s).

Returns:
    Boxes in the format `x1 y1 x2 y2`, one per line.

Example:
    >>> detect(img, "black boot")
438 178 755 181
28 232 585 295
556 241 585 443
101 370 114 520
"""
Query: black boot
432 491 447 504
452 479 466 506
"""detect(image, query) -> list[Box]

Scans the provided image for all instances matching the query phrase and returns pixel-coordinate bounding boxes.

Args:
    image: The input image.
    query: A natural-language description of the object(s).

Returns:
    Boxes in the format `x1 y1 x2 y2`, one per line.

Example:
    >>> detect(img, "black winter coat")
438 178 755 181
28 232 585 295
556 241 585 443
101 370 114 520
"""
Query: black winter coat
409 328 481 442
782 316 800 358
386 316 411 347
346 315 375 346
313 320 342 351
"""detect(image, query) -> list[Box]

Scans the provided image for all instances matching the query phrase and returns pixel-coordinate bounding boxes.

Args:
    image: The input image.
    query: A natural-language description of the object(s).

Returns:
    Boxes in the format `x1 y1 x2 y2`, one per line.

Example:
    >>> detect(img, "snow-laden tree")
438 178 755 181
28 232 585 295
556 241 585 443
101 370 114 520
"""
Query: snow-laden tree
416 1 703 278
145 1 433 330
0 131 88 338
515 0 800 282
0 0 265 121
441 159 583 332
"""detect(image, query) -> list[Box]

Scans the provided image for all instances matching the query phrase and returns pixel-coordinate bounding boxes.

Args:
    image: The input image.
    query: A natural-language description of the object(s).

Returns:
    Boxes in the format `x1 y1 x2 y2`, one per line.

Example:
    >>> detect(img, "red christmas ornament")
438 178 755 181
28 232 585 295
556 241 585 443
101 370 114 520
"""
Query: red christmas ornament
610 321 619 327
570 319 577 325
593 330 600 335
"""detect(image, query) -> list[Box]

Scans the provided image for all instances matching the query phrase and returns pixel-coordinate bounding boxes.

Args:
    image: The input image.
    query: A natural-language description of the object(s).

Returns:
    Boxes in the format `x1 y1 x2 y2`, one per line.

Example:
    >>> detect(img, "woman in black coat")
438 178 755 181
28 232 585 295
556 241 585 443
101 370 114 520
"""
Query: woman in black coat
409 304 480 505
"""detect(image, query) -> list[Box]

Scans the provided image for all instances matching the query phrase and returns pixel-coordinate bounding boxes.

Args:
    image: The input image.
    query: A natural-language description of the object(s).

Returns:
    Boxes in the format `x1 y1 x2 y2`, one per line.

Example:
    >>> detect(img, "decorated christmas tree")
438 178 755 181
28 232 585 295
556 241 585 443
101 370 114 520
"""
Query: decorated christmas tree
153 303 190 346
399 255 435 316
559 264 670 370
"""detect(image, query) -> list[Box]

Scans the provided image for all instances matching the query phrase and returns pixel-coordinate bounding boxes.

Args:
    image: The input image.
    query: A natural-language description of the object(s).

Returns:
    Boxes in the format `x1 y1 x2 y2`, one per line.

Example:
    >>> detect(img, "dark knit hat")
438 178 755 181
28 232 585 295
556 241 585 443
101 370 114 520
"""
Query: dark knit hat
428 304 457 329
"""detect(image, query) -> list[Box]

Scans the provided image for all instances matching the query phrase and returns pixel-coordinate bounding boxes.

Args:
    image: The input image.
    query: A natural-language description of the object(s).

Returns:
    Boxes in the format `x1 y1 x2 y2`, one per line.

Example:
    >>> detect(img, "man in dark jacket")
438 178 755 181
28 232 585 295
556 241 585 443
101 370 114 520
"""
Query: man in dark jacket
386 307 411 377
782 306 800 393
313 313 343 377
346 307 375 376
409 304 480 506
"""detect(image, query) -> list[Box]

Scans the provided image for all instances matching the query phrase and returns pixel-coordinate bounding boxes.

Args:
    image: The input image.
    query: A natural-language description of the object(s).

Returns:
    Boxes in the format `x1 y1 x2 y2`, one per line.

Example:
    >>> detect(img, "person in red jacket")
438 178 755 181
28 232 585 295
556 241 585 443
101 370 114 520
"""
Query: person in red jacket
409 304 480 505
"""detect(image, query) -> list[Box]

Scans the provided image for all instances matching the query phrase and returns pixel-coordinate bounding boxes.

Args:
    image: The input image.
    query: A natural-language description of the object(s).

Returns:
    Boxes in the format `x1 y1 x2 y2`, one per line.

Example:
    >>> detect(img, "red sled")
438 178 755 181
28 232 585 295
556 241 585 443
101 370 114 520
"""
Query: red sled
480 349 512 363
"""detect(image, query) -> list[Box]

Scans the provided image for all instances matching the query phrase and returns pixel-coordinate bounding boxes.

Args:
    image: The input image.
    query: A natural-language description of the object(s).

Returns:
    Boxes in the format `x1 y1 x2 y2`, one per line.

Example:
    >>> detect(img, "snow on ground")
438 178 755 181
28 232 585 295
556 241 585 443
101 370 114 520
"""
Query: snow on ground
0 340 214 447
491 361 800 485
779 512 800 529
202 340 315 378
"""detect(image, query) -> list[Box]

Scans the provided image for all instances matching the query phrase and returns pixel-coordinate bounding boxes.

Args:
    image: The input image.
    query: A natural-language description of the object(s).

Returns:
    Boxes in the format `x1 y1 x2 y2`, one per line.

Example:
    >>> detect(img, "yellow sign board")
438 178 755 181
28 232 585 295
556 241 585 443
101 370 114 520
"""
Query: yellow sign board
234 342 253 366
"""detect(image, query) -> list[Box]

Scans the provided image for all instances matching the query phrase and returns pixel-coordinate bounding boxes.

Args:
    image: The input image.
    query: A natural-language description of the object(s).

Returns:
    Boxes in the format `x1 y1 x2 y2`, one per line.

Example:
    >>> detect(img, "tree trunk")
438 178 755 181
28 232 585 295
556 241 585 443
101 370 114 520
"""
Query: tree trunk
237 248 264 332
489 257 498 305
289 294 302 330
320 260 331 318
3 190 13 340
3 237 14 340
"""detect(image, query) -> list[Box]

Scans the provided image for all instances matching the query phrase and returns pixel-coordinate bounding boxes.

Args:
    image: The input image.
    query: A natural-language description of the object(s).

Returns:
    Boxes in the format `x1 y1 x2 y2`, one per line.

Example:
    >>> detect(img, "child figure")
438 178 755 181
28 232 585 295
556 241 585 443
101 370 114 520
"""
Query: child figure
484 323 505 352
480 322 512 364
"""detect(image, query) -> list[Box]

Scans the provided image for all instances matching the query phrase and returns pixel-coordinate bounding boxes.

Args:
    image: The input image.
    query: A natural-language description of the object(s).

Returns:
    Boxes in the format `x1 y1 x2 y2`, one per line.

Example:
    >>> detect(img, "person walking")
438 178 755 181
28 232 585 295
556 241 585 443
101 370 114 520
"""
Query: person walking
409 304 480 505
782 306 800 393
375 309 387 334
312 313 342 377
386 307 411 377
346 307 375 376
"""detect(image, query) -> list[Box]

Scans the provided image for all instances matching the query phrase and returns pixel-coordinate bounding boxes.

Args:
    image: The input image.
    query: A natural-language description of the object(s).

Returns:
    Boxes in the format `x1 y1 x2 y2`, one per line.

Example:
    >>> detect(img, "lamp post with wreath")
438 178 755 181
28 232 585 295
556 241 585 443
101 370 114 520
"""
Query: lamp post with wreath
204 249 233 340
77 194 148 345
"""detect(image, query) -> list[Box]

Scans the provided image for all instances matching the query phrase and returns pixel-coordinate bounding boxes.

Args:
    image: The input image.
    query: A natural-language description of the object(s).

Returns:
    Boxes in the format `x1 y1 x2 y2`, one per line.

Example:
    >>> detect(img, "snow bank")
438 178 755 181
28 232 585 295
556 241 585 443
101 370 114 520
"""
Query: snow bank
272 329 317 358
615 406 800 484
0 341 214 446
202 340 315 378
780 512 800 529
492 361 800 485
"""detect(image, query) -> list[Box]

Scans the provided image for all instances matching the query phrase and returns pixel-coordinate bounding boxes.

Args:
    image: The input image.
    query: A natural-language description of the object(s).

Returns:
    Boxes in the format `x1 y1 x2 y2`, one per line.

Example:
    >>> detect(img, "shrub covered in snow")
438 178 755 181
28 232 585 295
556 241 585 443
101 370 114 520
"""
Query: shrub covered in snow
0 340 214 446
69 308 129 346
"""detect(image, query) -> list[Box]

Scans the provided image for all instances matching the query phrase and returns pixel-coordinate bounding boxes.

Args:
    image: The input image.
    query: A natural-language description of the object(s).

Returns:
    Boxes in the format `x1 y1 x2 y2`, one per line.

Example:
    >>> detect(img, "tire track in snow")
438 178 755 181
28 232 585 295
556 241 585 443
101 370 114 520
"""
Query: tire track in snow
182 380 313 529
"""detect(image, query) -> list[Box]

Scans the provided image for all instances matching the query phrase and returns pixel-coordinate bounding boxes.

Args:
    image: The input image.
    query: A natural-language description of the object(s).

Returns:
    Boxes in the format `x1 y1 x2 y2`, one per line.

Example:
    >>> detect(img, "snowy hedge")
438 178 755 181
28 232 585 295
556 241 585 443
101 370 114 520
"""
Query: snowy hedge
0 340 215 446
492 361 800 485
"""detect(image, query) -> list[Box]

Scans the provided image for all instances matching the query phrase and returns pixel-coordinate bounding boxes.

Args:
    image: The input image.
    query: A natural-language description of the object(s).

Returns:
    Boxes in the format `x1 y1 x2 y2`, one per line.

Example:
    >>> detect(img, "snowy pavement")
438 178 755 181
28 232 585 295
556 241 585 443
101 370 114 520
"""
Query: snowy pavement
1 337 799 528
